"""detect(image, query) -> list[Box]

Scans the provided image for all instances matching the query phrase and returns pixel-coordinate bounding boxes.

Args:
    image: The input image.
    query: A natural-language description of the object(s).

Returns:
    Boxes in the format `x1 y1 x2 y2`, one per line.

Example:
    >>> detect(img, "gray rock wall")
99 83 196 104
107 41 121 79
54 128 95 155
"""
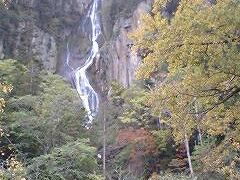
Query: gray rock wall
0 0 91 73
31 25 57 72
1 0 153 89
97 0 153 88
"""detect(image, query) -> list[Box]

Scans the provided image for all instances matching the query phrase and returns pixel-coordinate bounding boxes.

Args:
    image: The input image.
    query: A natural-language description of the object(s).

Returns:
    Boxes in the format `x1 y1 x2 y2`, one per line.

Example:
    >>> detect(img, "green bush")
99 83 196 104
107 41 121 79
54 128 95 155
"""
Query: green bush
27 139 102 180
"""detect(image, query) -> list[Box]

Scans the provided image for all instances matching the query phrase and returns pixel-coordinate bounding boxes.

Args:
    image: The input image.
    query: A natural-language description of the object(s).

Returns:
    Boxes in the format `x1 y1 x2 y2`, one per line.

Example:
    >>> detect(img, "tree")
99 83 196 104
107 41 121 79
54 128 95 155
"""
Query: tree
27 139 102 180
0 58 104 179
131 0 240 177
4 73 87 157
0 82 12 113
119 83 153 127
0 59 29 95
0 74 26 180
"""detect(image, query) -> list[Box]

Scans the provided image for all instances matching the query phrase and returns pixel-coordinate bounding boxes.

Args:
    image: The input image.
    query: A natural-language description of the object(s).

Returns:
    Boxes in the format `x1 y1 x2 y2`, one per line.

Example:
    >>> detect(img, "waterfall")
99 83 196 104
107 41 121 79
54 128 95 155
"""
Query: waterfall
66 0 101 127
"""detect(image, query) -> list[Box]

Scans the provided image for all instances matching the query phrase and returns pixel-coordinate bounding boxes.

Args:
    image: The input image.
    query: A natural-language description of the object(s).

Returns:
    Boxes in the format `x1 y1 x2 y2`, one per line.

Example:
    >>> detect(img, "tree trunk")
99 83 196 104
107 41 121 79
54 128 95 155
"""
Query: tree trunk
103 108 106 179
197 125 202 145
194 98 203 145
157 116 161 129
30 63 34 94
184 134 194 177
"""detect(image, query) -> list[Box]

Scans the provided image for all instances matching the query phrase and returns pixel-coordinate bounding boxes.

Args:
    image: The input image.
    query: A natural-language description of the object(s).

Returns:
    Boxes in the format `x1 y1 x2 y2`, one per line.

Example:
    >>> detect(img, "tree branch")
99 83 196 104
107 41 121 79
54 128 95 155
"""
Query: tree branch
194 87 240 114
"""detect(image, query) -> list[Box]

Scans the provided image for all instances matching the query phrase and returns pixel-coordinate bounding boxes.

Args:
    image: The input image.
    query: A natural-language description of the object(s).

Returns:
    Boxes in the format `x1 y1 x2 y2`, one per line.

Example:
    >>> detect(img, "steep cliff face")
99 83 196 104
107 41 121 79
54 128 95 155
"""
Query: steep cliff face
0 0 153 88
98 0 153 88
31 24 57 72
0 0 91 72
11 21 58 72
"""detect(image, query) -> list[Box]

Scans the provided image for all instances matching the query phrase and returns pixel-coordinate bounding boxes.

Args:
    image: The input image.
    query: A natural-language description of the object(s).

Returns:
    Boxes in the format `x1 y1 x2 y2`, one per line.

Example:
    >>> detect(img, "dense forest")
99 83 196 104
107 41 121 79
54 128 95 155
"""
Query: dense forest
0 0 240 180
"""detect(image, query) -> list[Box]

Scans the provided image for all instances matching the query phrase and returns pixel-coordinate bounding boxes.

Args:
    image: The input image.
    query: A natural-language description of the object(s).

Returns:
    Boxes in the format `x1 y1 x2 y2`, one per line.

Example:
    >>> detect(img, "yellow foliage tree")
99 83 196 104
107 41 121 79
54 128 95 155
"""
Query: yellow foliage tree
131 0 240 177
0 82 12 113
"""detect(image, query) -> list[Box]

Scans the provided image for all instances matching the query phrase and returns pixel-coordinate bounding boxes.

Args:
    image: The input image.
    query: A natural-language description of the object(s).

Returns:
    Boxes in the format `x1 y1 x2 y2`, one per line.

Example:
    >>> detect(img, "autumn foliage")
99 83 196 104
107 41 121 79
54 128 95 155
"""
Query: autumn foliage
116 127 157 174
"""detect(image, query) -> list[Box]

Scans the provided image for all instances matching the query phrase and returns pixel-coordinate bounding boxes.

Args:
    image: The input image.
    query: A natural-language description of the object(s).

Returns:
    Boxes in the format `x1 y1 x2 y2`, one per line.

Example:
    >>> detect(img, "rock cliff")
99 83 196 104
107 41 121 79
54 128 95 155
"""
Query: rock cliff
98 0 152 88
0 0 153 88
0 0 92 72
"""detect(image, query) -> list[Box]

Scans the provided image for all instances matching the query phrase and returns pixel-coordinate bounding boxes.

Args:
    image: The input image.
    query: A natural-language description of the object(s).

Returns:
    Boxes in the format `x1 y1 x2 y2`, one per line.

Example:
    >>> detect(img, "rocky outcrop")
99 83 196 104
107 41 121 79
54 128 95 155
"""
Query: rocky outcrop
31 25 57 72
0 0 92 73
7 21 57 72
96 0 153 88
1 0 153 88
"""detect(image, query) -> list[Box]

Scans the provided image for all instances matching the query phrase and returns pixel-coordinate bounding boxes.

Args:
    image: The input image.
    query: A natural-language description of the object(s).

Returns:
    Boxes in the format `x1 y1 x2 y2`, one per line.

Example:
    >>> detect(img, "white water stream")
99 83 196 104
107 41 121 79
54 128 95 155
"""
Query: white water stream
66 0 101 127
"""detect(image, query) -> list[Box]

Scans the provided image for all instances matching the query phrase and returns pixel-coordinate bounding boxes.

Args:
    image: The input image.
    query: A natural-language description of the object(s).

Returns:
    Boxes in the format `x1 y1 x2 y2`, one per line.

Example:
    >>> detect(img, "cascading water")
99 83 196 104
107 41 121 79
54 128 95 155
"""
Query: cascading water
66 0 101 127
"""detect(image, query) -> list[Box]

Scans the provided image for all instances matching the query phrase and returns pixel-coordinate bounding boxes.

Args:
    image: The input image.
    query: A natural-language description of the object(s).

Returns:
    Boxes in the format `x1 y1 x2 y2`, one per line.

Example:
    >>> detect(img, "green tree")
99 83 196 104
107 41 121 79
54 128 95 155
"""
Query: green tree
27 139 102 180
0 59 103 179
0 59 30 95
4 73 87 157
119 83 152 126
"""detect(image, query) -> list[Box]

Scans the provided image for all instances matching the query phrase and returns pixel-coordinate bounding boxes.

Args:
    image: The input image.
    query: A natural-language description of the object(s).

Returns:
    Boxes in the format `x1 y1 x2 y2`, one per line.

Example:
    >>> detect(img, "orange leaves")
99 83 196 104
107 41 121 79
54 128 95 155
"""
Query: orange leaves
116 127 157 159
115 127 158 175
